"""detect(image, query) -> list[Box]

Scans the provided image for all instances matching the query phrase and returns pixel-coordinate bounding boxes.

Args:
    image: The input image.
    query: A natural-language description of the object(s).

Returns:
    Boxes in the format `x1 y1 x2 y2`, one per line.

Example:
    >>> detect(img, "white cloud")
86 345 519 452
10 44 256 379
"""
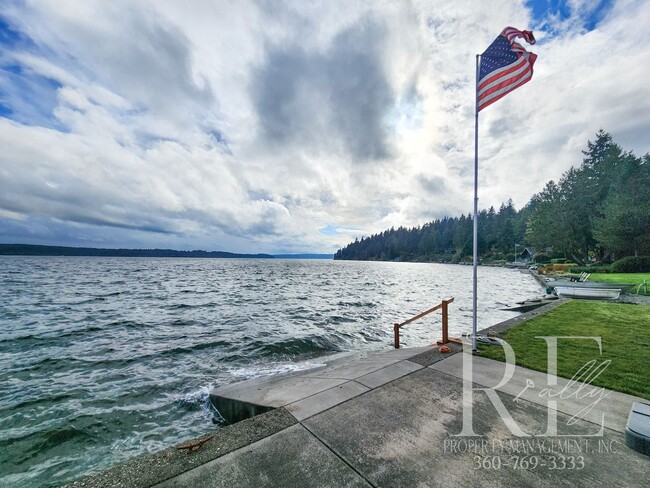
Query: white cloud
0 0 649 253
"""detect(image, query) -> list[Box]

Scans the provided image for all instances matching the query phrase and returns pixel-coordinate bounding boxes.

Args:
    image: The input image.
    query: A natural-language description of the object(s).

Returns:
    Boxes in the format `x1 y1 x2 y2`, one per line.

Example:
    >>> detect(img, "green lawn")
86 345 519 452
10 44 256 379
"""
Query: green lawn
589 273 650 295
478 301 650 399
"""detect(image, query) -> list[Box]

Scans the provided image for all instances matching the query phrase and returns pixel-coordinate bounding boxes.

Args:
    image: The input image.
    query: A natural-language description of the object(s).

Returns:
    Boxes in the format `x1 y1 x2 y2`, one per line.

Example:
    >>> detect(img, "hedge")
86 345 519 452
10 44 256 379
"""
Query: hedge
571 265 612 274
610 256 650 273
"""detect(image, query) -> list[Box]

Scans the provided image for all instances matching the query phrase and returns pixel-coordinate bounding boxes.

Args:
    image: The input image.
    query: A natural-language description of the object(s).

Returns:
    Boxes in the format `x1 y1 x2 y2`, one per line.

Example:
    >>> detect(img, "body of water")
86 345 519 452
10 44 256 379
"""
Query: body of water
0 257 542 486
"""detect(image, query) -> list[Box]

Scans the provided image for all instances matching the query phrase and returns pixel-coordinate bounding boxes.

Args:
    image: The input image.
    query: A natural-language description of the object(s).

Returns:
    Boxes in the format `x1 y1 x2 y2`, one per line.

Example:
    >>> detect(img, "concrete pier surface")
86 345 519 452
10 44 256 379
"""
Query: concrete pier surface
65 338 648 488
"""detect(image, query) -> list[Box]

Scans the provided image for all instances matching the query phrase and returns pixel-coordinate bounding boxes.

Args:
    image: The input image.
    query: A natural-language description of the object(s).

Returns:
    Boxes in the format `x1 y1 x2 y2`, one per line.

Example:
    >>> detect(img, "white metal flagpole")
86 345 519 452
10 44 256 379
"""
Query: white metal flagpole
472 54 480 352
470 27 536 351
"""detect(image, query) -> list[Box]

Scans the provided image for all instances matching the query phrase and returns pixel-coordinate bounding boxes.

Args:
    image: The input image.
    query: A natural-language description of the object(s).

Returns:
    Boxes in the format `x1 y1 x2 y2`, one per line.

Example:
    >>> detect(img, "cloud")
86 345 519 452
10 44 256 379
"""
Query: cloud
250 17 395 161
0 0 649 253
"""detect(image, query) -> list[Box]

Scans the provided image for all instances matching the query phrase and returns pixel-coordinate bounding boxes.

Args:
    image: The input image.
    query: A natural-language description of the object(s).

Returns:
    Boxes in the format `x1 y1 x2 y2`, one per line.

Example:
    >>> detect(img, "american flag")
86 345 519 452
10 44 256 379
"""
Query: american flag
478 27 537 111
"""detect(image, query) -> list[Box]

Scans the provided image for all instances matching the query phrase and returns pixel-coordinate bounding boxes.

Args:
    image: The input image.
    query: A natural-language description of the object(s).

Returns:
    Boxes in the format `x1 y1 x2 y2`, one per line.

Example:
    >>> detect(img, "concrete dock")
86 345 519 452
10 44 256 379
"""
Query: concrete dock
66 334 649 487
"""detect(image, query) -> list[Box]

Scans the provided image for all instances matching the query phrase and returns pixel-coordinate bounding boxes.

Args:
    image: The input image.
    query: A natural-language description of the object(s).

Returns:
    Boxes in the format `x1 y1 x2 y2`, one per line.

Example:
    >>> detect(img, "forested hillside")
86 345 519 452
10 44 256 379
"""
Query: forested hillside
335 131 650 264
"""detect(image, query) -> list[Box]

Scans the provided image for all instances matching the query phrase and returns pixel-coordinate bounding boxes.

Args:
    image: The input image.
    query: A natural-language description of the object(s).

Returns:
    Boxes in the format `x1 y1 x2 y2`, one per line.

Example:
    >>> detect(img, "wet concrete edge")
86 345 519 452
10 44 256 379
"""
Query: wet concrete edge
62 408 297 488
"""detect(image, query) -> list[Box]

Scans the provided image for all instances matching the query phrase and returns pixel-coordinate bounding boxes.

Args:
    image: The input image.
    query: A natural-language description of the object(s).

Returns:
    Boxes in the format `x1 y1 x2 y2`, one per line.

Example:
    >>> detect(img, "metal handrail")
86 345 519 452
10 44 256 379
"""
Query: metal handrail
393 297 454 349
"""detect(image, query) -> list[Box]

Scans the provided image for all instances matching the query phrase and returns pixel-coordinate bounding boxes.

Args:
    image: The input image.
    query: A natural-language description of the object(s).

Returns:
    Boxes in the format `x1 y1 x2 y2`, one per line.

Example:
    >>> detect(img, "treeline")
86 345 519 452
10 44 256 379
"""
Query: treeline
335 131 650 264
334 202 529 263
0 244 274 259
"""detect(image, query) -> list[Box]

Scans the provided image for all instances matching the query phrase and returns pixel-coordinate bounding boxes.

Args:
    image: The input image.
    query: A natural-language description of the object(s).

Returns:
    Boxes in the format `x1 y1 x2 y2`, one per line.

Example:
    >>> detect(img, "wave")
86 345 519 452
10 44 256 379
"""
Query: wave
159 339 232 356
0 333 42 344
17 356 82 373
336 300 378 308
58 325 104 337
108 320 149 329
326 315 358 324
0 325 105 352
1 423 95 453
5 393 74 412
175 384 220 423
20 338 237 369
166 302 218 310
246 334 347 358
67 297 107 305
223 359 327 383
95 291 122 298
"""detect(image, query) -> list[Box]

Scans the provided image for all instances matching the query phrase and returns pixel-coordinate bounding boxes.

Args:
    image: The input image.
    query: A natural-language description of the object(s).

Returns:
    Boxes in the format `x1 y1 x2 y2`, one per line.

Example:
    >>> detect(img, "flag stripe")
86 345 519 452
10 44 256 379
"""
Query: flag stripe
478 60 531 100
478 69 532 110
502 27 535 45
510 42 527 53
481 66 533 102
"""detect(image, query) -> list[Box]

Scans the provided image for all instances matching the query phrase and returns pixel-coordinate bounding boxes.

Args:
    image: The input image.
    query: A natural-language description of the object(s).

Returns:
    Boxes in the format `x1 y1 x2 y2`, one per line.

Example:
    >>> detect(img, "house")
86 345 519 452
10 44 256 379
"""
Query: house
519 246 537 262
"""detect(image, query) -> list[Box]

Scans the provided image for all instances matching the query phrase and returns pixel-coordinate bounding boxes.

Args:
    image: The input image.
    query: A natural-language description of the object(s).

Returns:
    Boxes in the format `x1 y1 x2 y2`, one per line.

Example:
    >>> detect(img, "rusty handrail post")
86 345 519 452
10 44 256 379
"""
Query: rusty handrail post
441 300 449 344
394 323 400 349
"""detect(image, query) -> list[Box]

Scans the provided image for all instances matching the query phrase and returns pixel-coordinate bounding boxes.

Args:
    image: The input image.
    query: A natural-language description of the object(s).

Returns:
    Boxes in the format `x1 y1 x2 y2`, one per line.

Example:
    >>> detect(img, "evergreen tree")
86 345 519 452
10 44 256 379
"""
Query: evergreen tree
593 154 650 258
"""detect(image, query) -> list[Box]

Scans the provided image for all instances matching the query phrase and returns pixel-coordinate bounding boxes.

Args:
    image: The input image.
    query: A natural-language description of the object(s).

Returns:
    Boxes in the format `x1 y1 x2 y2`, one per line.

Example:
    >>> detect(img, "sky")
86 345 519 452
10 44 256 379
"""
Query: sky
1 0 649 254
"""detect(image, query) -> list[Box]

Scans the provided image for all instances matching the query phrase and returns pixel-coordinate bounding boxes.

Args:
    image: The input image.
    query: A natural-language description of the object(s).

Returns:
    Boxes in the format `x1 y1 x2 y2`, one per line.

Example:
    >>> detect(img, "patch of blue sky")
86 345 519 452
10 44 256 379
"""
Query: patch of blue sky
206 128 226 144
319 225 362 237
206 128 232 154
0 15 35 50
527 0 571 24
320 225 340 236
0 15 67 129
0 66 65 129
580 0 614 31
526 0 614 33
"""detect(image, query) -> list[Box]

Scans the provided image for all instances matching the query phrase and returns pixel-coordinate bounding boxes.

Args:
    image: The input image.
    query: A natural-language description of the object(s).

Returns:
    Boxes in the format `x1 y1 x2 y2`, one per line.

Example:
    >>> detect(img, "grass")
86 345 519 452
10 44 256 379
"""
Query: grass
589 273 650 295
478 301 650 399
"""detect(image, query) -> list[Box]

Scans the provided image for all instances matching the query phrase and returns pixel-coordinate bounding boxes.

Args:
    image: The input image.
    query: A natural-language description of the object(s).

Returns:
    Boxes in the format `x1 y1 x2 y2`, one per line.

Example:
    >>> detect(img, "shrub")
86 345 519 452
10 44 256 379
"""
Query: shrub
552 264 572 272
610 256 650 273
571 265 612 274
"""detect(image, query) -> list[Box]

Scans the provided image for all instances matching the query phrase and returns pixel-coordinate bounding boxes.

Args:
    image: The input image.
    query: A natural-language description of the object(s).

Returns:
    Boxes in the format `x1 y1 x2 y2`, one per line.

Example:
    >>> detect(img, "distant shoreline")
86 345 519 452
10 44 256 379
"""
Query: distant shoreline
0 243 274 259
0 244 334 260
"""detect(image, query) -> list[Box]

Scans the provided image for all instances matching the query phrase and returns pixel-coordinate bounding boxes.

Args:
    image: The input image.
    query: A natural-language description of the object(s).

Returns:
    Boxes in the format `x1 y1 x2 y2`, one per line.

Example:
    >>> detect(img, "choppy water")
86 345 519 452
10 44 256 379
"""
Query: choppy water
0 257 542 487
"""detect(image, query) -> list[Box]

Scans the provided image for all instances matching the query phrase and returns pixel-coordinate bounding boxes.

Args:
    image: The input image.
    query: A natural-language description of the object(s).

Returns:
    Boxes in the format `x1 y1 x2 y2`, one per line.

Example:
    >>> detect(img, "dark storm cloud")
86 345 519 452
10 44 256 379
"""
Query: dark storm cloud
251 18 394 161
67 215 176 234
0 194 176 235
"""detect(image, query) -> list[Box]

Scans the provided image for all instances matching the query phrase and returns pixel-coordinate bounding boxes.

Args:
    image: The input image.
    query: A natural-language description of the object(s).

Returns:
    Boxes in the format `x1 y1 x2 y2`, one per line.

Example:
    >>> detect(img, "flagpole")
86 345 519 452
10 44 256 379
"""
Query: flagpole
472 54 480 352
